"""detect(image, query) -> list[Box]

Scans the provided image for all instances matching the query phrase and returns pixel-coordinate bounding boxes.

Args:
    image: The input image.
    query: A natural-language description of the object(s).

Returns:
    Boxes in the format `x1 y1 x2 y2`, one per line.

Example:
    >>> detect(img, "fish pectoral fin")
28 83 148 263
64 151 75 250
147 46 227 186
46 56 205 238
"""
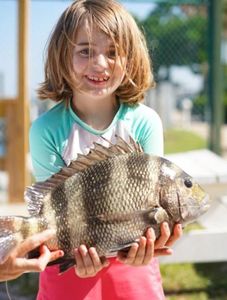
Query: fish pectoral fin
146 207 169 225
59 258 76 274
94 208 161 223
108 240 136 254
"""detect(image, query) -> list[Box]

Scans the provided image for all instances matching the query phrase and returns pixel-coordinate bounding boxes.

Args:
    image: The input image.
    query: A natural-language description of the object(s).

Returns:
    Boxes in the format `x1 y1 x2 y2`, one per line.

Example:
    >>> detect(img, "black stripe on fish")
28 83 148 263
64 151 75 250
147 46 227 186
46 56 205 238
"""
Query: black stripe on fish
21 218 30 240
126 153 152 190
51 183 72 253
81 158 113 251
126 153 161 211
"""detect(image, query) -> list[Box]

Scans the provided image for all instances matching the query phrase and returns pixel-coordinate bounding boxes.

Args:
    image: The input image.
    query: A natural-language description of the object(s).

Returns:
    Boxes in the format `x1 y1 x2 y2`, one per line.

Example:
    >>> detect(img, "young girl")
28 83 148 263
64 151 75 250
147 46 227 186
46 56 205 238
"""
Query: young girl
30 0 182 299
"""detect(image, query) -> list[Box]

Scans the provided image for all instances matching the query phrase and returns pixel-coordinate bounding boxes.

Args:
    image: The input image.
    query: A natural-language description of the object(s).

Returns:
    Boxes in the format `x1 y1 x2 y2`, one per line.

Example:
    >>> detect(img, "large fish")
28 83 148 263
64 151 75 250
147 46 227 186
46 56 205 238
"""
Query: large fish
0 136 210 272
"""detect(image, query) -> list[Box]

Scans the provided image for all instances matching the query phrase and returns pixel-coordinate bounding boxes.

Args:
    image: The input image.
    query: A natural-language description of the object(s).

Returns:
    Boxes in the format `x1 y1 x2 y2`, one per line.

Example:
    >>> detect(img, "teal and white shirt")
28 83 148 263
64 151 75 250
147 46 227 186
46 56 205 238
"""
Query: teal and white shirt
30 100 165 300
30 100 163 182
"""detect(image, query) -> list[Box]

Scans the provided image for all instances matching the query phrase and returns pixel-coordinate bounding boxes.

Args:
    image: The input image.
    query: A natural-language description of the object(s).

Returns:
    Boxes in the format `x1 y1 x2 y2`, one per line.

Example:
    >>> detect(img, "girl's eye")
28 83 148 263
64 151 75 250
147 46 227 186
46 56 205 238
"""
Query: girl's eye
80 48 92 57
108 49 116 58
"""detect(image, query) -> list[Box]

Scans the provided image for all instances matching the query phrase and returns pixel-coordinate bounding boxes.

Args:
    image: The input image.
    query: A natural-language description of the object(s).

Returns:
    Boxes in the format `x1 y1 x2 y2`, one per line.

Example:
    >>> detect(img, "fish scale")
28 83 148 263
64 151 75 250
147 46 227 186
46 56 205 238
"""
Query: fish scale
0 136 210 272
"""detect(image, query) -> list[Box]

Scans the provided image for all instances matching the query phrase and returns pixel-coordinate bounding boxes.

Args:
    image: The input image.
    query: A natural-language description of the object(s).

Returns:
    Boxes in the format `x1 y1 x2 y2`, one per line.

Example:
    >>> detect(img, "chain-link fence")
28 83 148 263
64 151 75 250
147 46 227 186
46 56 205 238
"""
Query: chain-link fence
138 1 210 135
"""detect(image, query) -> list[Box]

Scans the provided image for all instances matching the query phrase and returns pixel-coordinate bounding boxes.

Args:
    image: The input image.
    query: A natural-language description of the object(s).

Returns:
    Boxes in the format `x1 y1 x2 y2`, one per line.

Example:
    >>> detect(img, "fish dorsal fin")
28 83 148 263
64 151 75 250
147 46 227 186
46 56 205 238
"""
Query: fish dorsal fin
25 135 143 216
102 135 143 154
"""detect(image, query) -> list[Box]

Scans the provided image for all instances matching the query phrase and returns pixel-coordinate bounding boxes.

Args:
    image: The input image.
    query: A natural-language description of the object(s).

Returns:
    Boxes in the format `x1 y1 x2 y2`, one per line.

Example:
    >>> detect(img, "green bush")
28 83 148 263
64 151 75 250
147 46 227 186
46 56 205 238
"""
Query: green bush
192 92 227 123
192 94 207 121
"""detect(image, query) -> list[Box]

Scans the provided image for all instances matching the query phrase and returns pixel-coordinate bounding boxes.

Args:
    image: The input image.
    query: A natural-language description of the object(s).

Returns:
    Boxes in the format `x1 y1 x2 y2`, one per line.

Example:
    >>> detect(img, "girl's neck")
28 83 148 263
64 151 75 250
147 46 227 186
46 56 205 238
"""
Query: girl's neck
71 94 120 131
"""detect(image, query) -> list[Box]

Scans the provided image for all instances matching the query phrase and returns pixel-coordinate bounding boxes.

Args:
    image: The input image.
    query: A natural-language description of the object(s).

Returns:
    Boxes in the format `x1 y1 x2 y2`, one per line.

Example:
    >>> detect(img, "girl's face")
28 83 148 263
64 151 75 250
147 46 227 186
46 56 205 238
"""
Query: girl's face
72 20 126 101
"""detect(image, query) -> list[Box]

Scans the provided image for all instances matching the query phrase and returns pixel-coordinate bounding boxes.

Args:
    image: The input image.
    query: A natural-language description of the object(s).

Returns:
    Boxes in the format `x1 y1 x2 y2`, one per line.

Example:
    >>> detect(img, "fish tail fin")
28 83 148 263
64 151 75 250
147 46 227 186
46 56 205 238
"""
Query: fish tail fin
0 216 41 263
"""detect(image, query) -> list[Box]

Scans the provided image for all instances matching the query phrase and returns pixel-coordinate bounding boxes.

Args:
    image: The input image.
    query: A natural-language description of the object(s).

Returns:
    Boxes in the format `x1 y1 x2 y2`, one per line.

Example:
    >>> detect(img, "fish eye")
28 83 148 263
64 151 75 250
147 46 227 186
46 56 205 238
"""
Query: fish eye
184 178 193 188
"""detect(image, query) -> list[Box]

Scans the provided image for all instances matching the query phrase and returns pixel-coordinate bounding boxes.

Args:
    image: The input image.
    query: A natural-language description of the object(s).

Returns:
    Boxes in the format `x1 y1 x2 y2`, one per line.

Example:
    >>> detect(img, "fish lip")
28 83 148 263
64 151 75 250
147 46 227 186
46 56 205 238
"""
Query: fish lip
177 191 183 221
200 194 210 212
178 193 210 222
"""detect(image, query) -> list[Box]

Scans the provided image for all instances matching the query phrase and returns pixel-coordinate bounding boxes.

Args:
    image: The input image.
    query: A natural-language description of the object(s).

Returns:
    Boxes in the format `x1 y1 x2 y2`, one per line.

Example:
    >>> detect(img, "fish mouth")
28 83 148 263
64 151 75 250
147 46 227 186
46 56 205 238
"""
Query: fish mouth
200 194 210 213
178 193 210 222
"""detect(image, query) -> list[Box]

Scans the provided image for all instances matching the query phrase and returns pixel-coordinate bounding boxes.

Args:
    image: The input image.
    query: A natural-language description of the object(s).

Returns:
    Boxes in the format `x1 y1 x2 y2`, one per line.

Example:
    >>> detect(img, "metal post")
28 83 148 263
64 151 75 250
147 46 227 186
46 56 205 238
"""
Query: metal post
208 0 223 155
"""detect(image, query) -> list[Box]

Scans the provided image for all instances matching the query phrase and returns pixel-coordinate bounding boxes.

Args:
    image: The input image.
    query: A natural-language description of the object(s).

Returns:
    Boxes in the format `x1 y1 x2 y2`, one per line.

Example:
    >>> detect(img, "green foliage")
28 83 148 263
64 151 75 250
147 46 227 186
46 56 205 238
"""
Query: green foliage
192 90 227 124
139 3 208 77
161 262 227 299
224 66 227 123
192 94 208 121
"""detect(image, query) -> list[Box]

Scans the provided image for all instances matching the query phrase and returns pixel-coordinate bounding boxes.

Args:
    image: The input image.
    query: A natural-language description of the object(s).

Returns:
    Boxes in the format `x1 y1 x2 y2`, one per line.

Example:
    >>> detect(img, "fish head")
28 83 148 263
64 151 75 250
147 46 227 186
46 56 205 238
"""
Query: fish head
159 160 210 224
174 173 210 223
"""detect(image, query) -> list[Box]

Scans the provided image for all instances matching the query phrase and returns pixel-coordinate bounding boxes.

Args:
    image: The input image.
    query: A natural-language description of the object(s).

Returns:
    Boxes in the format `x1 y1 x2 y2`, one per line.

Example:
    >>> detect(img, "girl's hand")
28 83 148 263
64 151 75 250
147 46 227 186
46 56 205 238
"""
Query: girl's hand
117 228 156 266
0 229 64 282
74 245 109 278
154 222 183 256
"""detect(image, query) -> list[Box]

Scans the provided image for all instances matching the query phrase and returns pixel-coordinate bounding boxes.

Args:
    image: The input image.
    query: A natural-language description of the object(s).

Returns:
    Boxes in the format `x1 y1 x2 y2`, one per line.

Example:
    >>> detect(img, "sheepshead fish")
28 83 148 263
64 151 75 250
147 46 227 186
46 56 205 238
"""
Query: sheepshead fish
0 136 210 272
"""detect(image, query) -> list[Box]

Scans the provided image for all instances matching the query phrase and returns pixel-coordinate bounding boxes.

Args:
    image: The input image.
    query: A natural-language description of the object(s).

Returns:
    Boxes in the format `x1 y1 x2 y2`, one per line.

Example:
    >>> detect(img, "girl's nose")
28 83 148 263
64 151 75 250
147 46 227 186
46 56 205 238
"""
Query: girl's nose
93 54 108 70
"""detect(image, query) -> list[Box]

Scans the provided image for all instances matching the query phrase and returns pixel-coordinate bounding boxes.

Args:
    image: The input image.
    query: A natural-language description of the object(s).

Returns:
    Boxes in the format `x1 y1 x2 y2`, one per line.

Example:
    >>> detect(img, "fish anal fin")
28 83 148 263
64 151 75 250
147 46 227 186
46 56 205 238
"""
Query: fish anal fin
107 240 136 256
59 258 76 274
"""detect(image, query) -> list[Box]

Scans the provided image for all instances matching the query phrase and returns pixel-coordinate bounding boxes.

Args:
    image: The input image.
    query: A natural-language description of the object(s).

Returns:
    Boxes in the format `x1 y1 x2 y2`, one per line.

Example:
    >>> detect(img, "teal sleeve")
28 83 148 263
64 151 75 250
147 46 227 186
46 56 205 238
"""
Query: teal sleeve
131 105 164 156
139 111 164 156
29 120 65 182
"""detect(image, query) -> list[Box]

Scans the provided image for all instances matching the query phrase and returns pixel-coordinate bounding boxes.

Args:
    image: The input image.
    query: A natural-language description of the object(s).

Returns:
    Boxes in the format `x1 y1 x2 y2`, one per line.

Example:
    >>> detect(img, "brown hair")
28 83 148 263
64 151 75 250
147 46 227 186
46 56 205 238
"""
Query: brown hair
37 0 155 104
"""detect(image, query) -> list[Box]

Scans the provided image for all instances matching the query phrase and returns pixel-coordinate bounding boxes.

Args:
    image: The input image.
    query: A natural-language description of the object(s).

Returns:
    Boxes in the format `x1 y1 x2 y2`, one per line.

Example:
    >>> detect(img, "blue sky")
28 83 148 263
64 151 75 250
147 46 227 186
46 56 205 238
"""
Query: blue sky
0 0 155 98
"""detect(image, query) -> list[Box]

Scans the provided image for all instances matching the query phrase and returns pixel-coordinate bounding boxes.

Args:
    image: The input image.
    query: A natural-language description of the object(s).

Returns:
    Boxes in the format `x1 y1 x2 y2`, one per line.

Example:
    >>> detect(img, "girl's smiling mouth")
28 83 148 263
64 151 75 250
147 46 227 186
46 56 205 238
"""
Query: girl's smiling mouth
85 75 109 84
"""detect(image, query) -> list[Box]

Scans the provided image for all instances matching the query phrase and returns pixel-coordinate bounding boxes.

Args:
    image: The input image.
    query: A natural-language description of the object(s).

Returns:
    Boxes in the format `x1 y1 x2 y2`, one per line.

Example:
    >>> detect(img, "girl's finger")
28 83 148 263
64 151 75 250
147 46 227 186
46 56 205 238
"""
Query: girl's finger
146 227 156 240
143 237 154 265
16 245 52 272
165 223 183 247
17 229 56 257
88 247 108 272
118 242 139 264
78 245 95 276
154 222 170 249
74 248 87 277
133 237 146 265
154 247 173 257
49 249 64 262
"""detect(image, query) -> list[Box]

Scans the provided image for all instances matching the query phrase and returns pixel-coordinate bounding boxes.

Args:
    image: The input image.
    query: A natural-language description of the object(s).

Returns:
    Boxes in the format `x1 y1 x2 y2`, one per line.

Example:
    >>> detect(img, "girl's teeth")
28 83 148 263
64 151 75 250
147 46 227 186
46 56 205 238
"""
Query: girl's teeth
87 76 108 82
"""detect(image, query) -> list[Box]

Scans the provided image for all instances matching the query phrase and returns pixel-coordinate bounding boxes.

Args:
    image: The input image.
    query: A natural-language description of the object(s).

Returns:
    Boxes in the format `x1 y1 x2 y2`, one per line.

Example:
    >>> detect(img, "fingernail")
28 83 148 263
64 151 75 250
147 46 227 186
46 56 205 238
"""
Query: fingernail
80 245 87 255
89 247 95 254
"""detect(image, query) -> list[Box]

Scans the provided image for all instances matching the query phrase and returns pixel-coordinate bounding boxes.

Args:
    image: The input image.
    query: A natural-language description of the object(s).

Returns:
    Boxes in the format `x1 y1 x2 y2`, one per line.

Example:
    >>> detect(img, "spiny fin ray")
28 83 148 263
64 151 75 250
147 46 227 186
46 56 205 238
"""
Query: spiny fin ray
25 135 143 216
